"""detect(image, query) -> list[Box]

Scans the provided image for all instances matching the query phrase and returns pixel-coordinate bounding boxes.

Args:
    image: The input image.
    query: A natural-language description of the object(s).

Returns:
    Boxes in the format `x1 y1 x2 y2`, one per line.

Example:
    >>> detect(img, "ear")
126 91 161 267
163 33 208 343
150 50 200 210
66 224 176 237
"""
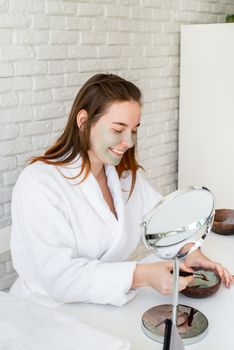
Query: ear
76 109 88 129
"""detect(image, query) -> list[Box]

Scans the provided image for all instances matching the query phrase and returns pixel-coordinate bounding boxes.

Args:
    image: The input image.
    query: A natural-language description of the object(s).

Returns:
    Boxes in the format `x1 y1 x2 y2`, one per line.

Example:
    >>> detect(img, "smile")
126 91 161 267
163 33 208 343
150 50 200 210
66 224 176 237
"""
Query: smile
109 147 126 157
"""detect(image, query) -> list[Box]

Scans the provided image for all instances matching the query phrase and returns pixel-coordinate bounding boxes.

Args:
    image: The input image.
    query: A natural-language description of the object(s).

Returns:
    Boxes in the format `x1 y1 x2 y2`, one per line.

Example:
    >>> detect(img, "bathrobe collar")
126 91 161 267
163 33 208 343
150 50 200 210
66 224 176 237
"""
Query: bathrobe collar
60 156 129 261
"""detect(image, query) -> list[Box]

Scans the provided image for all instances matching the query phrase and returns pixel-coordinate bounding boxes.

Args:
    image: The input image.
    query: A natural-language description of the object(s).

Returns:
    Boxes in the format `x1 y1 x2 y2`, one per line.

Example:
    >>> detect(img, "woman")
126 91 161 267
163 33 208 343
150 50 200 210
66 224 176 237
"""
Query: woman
10 73 232 308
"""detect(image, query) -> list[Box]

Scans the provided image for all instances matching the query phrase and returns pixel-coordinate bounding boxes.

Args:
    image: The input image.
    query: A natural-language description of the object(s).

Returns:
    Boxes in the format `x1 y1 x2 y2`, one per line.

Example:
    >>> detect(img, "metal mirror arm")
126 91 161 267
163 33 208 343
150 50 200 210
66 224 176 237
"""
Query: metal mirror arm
172 257 180 326
142 218 209 254
177 214 215 260
143 218 207 241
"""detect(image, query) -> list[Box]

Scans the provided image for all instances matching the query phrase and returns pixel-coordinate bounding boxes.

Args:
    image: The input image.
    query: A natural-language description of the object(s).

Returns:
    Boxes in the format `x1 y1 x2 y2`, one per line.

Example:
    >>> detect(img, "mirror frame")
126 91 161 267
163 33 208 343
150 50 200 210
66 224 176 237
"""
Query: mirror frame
141 186 215 260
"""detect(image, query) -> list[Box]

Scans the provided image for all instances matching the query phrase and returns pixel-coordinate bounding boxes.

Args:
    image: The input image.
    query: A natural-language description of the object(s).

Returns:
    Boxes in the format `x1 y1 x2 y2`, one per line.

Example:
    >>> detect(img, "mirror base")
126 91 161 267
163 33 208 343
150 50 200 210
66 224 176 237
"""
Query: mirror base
142 304 208 345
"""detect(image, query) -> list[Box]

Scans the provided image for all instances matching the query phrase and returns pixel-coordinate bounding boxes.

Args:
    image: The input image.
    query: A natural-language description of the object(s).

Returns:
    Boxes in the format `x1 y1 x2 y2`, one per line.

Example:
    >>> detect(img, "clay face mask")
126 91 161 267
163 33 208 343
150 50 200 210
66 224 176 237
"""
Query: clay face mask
90 123 137 166
88 100 141 167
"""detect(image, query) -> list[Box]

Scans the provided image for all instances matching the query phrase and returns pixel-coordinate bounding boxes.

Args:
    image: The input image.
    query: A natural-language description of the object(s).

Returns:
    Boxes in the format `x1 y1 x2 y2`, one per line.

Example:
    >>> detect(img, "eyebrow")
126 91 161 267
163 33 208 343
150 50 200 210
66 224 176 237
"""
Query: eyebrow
111 122 140 127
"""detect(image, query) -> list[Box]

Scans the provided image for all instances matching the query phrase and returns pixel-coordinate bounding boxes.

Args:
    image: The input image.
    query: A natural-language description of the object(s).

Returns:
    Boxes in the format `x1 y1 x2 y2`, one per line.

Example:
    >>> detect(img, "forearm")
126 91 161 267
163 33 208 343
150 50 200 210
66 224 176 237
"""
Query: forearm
132 264 149 289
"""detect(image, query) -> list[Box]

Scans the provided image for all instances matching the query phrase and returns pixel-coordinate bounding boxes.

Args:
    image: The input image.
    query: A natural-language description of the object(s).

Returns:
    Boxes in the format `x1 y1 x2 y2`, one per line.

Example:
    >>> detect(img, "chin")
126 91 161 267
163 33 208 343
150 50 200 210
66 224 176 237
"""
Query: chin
105 156 122 166
108 159 121 166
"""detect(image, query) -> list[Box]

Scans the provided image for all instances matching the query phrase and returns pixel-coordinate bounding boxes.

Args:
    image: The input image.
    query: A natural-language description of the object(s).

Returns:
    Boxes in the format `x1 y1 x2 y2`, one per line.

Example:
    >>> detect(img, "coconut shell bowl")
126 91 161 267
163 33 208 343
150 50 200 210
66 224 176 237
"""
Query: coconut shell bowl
212 209 234 235
181 268 221 298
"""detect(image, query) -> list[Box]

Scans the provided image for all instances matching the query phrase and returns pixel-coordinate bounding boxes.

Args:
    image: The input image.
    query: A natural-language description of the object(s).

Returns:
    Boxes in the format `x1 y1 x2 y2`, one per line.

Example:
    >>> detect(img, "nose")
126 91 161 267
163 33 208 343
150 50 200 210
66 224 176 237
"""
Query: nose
121 131 136 148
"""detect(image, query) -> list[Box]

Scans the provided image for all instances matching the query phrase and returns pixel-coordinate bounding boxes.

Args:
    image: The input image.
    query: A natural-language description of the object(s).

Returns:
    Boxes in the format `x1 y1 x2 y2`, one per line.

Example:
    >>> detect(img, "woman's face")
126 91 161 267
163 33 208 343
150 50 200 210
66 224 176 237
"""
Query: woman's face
88 100 141 167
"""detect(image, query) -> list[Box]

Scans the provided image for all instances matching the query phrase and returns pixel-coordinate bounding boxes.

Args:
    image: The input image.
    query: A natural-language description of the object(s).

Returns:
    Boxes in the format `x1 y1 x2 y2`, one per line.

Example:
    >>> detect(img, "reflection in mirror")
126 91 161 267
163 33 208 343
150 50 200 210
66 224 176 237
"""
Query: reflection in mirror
141 186 215 345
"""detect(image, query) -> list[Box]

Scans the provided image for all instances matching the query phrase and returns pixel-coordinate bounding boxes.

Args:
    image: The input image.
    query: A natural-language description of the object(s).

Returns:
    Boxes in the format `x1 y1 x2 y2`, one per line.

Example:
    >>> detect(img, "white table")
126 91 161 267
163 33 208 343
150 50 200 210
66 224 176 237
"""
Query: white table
58 232 234 350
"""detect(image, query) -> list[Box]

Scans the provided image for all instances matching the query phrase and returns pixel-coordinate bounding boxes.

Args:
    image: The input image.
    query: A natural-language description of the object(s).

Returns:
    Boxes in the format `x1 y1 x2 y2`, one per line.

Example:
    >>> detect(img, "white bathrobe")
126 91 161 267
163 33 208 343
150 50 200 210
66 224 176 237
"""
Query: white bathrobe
10 156 162 307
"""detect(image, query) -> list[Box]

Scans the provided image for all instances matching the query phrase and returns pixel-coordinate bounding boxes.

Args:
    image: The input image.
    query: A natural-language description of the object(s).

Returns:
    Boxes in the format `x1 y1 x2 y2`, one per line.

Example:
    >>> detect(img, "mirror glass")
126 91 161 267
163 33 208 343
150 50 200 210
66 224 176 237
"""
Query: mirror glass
142 186 215 260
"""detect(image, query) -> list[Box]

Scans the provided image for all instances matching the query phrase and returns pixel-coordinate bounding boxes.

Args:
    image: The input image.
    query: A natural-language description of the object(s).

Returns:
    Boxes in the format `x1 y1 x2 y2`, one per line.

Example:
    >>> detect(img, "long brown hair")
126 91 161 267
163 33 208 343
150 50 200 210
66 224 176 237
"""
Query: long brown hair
30 73 142 196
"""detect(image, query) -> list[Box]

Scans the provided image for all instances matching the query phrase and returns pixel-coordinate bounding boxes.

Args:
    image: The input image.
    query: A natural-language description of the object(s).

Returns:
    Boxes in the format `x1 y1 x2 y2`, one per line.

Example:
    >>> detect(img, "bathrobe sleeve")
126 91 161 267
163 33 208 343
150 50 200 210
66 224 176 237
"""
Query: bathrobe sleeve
11 176 137 307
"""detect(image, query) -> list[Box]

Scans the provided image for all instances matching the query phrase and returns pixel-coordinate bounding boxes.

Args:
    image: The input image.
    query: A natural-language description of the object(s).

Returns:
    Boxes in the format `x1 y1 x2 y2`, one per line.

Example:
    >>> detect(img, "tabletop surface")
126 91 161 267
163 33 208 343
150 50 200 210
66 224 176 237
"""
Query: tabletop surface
58 232 234 350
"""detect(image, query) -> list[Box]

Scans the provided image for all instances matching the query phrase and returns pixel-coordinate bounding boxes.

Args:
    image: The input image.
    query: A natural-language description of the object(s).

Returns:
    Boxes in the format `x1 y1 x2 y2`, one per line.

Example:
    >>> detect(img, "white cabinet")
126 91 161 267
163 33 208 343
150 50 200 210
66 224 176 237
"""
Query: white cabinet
178 24 234 208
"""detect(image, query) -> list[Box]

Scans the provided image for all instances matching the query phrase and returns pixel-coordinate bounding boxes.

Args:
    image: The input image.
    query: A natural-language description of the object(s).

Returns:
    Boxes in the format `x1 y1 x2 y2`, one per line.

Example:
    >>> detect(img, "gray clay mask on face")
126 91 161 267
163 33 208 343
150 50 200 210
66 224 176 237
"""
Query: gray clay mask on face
91 124 137 166
89 99 141 167
121 130 137 148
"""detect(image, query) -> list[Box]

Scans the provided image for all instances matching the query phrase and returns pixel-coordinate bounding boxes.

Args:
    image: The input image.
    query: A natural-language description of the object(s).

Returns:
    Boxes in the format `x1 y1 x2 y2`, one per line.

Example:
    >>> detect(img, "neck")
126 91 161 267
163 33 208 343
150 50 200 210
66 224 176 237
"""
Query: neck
88 151 105 179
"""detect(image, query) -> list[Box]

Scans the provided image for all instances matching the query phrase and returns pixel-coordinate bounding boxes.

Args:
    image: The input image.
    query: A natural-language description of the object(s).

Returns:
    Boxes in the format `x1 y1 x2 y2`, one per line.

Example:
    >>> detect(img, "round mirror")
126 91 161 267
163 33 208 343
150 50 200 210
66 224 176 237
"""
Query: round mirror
141 186 215 345
142 186 215 260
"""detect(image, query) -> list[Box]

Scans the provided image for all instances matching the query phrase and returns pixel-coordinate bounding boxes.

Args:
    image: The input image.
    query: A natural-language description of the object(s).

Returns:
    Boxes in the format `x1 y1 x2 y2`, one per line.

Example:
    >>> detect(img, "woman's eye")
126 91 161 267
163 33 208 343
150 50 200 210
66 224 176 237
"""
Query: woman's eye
111 129 137 135
112 129 122 134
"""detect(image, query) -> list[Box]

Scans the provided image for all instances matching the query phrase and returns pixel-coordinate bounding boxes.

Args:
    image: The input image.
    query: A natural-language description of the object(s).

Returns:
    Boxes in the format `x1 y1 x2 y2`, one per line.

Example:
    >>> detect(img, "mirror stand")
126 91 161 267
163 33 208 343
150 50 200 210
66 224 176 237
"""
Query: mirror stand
141 186 215 345
141 256 209 345
142 247 208 349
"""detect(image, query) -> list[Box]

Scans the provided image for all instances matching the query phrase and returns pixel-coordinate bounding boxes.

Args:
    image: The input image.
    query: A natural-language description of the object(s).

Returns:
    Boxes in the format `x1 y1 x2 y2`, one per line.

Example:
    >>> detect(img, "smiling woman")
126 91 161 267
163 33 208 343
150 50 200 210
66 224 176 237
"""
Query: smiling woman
9 73 233 308
30 73 142 197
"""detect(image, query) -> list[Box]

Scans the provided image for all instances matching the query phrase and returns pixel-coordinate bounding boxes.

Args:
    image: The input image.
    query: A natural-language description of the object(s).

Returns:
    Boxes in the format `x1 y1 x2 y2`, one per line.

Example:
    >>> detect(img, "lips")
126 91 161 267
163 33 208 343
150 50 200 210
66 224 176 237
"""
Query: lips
109 147 126 157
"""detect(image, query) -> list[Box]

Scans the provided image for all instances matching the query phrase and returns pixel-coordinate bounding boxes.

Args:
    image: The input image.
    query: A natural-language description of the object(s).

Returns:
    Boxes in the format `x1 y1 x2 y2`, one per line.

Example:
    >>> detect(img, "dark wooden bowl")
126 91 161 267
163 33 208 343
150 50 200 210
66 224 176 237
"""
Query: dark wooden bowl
181 268 221 299
212 209 234 235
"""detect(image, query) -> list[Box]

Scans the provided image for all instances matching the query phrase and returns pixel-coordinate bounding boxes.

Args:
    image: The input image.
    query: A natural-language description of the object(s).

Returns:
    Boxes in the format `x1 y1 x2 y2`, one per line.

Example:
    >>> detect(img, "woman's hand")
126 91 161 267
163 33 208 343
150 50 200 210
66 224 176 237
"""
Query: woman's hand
183 248 234 288
132 261 193 295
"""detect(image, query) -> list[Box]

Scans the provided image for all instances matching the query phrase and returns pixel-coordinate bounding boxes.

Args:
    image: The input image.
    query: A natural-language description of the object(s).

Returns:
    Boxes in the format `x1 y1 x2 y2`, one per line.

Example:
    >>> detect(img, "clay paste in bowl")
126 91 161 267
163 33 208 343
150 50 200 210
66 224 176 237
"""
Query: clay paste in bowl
181 268 221 298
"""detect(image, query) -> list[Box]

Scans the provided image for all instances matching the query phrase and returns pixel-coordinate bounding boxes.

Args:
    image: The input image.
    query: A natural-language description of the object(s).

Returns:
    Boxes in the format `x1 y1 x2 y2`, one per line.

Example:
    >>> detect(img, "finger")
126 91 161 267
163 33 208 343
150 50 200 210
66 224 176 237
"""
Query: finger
221 267 229 287
185 275 194 286
197 260 216 271
214 263 230 286
222 267 233 288
180 262 194 273
214 263 224 282
213 263 232 287
178 276 193 291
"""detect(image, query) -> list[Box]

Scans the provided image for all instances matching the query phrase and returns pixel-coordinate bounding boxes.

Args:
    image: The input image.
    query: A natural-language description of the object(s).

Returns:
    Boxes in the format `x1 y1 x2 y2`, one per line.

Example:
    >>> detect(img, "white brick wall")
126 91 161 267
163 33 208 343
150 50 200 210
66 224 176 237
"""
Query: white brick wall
0 1 234 285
